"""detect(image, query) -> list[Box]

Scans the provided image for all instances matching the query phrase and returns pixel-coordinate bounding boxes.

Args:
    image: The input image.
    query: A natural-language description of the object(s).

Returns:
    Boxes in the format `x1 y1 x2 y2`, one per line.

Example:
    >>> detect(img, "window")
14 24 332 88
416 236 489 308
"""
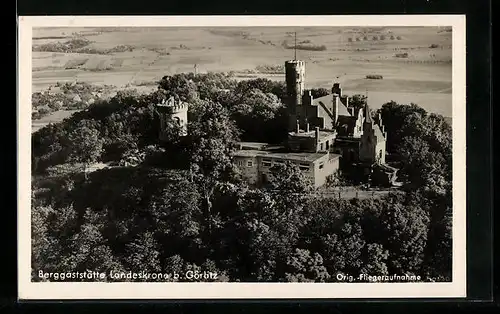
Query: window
262 158 272 167
319 162 324 169
326 141 330 150
299 162 310 171
320 143 324 151
247 161 253 167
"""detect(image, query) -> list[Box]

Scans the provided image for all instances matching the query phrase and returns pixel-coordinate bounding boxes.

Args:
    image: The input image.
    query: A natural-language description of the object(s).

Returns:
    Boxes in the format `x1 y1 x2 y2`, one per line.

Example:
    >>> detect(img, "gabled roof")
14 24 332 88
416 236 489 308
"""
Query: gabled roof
313 94 351 117
374 124 385 143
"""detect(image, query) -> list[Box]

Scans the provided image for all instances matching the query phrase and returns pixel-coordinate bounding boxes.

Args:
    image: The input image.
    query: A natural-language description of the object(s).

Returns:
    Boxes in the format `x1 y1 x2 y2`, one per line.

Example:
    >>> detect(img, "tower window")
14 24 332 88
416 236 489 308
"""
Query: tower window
247 161 253 167
299 162 310 171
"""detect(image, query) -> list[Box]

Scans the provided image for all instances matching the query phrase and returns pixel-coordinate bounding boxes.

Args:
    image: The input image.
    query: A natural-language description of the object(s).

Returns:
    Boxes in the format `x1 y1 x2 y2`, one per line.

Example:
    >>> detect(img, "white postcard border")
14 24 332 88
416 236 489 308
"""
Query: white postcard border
18 15 466 300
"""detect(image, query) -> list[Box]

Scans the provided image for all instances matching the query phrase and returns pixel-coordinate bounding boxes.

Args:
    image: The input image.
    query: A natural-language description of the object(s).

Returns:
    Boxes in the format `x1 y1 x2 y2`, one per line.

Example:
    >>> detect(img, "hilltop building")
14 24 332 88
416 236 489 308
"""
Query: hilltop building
155 59 397 188
233 141 341 187
233 59 397 187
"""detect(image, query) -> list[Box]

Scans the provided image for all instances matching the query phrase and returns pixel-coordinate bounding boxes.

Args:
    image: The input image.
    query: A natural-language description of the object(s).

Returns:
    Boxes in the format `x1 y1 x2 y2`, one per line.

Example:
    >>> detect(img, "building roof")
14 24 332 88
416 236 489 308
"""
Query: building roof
364 103 373 124
314 94 351 117
235 142 270 150
288 129 336 140
336 115 357 136
329 153 342 161
233 148 332 163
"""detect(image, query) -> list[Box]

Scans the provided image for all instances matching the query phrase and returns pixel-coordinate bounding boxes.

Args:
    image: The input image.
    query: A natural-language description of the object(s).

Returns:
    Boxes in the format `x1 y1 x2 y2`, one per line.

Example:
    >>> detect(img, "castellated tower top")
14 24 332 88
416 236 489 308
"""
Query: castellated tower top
285 59 305 65
155 95 188 114
154 95 189 139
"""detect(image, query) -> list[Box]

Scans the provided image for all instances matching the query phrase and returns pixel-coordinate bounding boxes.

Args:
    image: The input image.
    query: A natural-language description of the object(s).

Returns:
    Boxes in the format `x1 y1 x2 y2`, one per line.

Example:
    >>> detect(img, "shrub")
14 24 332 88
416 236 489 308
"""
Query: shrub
33 38 92 53
255 64 285 74
429 44 440 49
106 45 135 53
348 37 353 42
38 108 52 116
356 37 361 41
366 74 384 80
48 101 62 111
396 36 402 40
394 52 409 58
372 36 378 41
390 35 395 40
380 35 386 40
32 112 43 120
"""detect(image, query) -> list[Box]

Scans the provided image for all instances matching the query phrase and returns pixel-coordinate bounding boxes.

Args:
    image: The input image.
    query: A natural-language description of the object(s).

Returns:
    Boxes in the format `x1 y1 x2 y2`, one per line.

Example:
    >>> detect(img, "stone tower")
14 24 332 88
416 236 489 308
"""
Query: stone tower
154 95 188 141
285 60 306 132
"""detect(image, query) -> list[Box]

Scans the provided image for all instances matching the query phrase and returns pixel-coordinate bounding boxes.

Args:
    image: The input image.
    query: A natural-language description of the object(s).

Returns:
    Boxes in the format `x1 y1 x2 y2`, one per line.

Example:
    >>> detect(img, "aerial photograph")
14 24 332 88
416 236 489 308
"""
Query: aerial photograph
31 26 453 283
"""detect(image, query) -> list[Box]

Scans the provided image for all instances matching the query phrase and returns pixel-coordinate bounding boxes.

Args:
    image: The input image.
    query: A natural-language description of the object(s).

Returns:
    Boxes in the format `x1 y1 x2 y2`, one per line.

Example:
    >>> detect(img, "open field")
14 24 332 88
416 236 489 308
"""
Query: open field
32 26 452 131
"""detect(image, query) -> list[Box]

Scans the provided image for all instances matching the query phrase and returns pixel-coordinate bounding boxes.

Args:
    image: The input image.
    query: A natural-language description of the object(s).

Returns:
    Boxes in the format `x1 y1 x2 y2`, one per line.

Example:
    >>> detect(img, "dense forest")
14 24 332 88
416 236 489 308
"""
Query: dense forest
31 72 452 282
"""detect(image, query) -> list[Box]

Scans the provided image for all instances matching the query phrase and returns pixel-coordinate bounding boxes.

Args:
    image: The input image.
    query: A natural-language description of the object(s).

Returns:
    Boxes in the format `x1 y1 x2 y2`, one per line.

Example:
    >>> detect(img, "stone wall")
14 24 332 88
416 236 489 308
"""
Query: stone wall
312 154 340 187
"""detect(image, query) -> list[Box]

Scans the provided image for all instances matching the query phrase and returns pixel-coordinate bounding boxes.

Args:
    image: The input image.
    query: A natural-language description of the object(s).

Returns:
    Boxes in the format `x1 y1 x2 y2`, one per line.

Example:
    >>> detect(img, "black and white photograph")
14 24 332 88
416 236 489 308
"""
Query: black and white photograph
18 15 466 299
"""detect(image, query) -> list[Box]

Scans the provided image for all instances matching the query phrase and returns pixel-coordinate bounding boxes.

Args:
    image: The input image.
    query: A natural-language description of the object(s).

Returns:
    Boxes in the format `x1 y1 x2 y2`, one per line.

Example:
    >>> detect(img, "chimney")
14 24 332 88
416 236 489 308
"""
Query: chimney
332 95 339 124
315 127 320 143
303 90 313 106
332 83 341 96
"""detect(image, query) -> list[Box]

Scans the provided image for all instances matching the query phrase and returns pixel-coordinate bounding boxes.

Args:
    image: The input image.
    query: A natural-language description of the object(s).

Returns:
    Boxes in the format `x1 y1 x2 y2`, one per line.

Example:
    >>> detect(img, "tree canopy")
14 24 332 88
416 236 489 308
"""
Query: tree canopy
31 72 453 282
